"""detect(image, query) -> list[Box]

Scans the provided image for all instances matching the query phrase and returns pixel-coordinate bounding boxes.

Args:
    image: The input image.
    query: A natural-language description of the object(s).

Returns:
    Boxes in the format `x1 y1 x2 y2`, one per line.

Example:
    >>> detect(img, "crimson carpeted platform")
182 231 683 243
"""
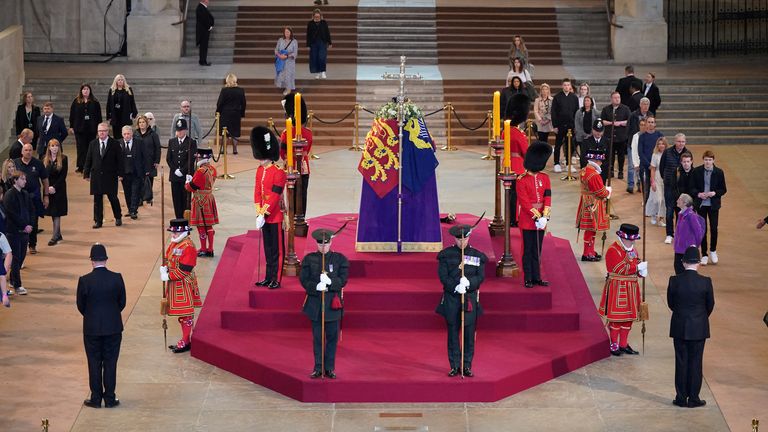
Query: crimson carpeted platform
192 214 609 402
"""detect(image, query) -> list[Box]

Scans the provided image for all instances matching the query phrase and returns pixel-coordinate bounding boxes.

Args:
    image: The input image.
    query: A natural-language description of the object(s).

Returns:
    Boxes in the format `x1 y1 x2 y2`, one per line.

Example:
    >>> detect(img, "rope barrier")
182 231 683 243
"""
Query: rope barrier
200 120 217 140
423 106 447 118
451 107 489 131
361 107 376 115
313 107 357 125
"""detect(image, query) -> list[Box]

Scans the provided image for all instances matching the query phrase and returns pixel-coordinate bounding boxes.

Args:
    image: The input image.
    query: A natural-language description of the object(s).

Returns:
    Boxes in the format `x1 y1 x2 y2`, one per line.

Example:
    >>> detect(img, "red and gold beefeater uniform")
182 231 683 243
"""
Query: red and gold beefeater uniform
599 241 643 351
185 163 219 255
254 162 287 284
165 236 201 317
516 170 551 283
576 162 610 258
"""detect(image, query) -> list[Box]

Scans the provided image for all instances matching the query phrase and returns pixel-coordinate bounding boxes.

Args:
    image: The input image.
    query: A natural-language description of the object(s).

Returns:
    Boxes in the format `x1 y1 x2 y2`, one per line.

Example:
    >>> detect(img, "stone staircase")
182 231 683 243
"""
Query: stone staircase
232 6 358 64
436 7 563 66
556 7 611 64
357 7 438 65
183 2 238 64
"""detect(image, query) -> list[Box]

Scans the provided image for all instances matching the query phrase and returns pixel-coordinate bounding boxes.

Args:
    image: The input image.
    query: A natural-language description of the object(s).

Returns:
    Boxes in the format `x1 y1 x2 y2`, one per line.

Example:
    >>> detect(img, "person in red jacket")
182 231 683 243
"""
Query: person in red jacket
184 148 218 257
516 142 552 288
280 93 313 218
251 126 287 289
160 218 201 354
505 93 530 227
576 148 611 261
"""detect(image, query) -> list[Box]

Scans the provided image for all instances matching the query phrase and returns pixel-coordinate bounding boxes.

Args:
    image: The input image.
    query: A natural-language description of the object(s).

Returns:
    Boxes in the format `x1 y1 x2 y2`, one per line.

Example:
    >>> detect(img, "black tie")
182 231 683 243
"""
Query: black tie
101 141 106 157
44 116 50 132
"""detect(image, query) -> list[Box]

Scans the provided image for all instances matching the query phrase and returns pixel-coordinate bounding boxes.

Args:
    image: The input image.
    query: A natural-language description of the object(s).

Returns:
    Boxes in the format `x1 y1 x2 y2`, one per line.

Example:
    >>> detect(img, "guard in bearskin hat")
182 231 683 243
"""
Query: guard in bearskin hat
166 118 198 219
159 218 202 353
576 147 611 261
280 93 313 218
300 226 350 379
251 126 286 289
436 219 488 378
503 93 531 227
516 142 552 288
599 223 648 356
184 148 218 257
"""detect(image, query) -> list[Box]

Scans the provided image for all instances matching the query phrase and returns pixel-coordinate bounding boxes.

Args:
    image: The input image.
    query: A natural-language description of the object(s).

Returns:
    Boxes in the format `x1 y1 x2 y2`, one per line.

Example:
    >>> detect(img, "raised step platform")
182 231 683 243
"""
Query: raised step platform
191 213 609 402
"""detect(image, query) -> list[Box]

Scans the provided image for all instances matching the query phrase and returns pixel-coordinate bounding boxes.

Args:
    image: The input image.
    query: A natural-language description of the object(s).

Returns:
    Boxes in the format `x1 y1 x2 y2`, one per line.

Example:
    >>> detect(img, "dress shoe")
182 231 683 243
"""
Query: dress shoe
37 228 44 234
197 250 208 257
534 279 549 287
509 221 518 228
581 255 599 262
48 238 58 246
199 62 212 66
688 399 706 408
610 348 622 356
672 398 687 407
310 370 323 379
524 280 534 288
93 223 102 229
267 280 281 289
324 370 336 379
617 171 624 179
255 279 271 286
594 254 602 260
130 213 138 220
171 343 191 354
28 246 37 255
448 368 459 377
105 399 120 408
115 218 122 226
206 251 215 257
621 345 640 355
462 368 474 377
626 188 634 194
83 399 101 408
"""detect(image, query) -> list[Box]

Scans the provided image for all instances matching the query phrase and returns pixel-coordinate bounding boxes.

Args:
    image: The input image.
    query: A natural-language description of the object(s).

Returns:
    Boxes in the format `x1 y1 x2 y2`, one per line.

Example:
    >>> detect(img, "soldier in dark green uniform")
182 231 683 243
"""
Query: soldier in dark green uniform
436 224 488 377
300 228 350 379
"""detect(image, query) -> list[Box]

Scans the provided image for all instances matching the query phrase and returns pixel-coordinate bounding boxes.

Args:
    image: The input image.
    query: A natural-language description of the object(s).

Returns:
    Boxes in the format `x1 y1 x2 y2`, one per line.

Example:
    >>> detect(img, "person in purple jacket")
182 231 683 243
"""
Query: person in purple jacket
673 193 705 274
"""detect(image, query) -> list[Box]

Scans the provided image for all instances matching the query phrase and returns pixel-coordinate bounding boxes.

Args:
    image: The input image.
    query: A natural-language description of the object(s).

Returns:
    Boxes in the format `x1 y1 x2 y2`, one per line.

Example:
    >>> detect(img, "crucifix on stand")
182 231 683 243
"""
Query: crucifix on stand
381 55 423 253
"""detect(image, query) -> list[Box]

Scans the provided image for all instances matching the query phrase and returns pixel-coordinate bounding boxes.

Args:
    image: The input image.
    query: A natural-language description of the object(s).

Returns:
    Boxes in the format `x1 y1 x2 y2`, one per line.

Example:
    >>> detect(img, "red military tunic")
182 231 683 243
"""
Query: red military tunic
599 241 642 322
165 236 201 316
185 163 219 227
507 126 529 175
516 171 551 230
254 162 287 223
576 163 610 232
280 126 313 174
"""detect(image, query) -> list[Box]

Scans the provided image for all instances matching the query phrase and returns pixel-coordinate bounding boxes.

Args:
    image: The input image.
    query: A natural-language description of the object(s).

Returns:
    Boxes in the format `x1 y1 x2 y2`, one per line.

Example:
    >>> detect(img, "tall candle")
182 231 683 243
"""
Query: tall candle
492 91 501 139
503 120 511 169
294 92 302 140
286 118 294 169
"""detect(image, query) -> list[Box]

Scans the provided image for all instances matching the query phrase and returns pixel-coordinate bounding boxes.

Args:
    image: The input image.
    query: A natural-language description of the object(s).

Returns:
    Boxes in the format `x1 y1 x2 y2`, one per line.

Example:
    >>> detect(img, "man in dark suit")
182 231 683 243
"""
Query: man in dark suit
36 101 68 158
10 128 33 160
667 246 715 408
196 0 215 66
615 65 643 108
84 122 123 228
167 119 198 219
643 72 662 114
600 91 632 179
118 126 149 220
627 82 643 113
689 150 727 265
77 243 126 408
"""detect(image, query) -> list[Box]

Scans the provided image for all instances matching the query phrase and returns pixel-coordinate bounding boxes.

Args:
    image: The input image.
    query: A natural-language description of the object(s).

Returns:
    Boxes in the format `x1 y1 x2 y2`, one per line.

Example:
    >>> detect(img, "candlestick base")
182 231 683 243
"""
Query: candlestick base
295 217 308 237
496 255 519 277
488 217 506 237
282 254 301 276
217 173 235 180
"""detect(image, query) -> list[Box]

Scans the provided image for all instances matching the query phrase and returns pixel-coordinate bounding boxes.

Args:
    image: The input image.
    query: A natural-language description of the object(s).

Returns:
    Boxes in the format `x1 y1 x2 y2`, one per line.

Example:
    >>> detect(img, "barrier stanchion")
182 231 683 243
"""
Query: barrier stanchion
526 119 533 145
349 104 362 151
217 127 235 179
561 129 577 181
308 110 320 159
481 110 494 160
440 103 456 151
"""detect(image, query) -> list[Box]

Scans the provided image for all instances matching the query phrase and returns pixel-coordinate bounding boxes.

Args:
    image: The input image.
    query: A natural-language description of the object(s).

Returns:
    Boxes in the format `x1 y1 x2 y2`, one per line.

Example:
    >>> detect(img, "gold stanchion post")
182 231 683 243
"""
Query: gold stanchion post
561 129 577 181
526 119 533 145
349 103 361 151
440 103 456 151
217 127 235 179
308 110 320 159
481 110 494 160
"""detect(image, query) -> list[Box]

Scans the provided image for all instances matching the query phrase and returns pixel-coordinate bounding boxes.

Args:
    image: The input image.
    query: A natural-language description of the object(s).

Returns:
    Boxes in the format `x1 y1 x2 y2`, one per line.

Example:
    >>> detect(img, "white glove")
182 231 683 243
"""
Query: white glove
638 261 648 277
316 282 328 292
459 276 470 288
159 266 169 282
320 273 332 286
256 215 265 230
454 284 467 295
185 174 193 183
606 186 613 199
535 217 548 230
174 168 183 177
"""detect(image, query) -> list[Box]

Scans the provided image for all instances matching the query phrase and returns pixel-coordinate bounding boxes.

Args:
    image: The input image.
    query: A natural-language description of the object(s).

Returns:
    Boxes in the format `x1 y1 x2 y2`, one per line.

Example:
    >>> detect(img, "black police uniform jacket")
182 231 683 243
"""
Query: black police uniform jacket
435 245 487 326
166 136 198 183
300 251 350 322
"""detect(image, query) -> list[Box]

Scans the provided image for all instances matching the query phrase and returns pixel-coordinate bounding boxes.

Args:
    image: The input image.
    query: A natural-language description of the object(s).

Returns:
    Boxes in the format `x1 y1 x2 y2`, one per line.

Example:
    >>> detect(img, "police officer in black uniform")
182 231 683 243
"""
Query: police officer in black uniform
166 118 197 219
300 228 350 379
580 119 609 184
436 224 487 377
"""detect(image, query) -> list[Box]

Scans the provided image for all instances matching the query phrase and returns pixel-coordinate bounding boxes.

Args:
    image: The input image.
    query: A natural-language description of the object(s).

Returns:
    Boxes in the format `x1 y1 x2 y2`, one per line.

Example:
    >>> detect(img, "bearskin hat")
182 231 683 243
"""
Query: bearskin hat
523 141 552 173
505 93 531 125
250 126 280 161
283 93 308 125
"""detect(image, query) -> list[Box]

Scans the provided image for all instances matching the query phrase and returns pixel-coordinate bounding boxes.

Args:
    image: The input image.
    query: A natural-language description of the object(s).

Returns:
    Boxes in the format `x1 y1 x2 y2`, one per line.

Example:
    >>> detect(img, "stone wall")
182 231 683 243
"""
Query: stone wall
0 0 127 54
0 26 24 152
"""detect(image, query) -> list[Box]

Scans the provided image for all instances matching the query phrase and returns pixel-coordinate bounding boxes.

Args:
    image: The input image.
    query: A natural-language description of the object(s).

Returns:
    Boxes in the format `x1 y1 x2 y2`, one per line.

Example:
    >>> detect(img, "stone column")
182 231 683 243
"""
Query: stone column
612 0 667 63
0 26 25 151
127 0 183 61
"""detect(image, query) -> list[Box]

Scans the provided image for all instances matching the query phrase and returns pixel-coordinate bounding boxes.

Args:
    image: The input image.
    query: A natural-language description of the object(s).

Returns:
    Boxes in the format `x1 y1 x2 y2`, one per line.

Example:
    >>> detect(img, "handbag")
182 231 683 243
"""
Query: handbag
639 301 650 321
142 176 153 203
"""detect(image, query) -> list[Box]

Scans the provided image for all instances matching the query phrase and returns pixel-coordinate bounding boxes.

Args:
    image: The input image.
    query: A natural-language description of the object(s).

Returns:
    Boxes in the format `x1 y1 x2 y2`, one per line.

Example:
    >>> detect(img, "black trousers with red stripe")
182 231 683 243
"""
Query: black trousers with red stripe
262 221 284 282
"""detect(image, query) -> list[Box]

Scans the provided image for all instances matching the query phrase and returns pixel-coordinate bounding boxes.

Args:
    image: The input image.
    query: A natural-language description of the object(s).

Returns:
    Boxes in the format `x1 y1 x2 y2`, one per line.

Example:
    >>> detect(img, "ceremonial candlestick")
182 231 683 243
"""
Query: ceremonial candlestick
503 120 511 169
492 91 500 139
293 135 309 237
488 138 506 237
286 119 294 168
497 166 520 277
282 167 301 276
294 92 302 140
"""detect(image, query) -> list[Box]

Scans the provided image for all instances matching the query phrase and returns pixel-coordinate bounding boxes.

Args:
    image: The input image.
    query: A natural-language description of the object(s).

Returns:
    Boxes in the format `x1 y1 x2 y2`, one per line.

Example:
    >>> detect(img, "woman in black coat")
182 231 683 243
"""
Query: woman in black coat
135 115 161 205
15 92 41 141
306 9 332 78
106 74 138 138
69 84 103 173
43 140 68 245
216 73 247 155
